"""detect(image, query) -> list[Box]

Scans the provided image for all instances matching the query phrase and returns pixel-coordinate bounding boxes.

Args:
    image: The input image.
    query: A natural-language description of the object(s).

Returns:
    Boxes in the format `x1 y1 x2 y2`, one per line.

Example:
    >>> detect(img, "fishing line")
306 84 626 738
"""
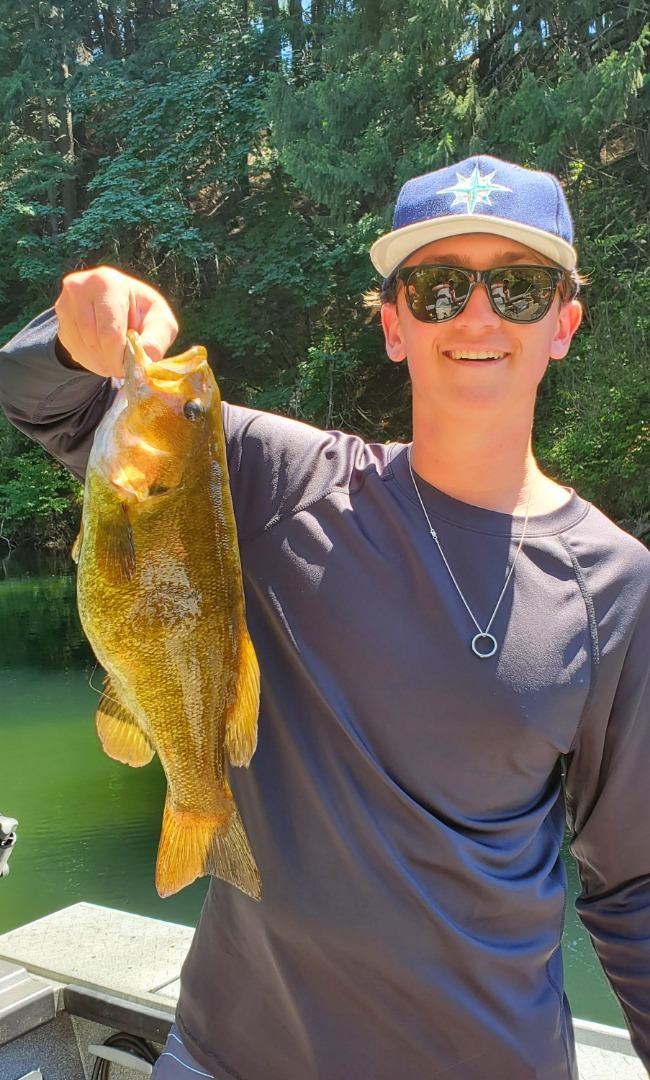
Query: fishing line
88 661 103 696
87 662 124 712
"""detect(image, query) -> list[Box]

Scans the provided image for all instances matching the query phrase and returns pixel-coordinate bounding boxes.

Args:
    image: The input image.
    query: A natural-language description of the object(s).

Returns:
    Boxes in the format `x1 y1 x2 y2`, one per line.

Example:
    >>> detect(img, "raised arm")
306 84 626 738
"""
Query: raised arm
1 266 361 536
0 267 178 481
54 266 178 377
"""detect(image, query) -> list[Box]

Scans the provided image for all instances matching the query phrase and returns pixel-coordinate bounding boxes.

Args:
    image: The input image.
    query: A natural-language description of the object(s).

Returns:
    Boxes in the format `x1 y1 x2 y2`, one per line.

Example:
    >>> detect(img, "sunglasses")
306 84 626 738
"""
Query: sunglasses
395 264 565 324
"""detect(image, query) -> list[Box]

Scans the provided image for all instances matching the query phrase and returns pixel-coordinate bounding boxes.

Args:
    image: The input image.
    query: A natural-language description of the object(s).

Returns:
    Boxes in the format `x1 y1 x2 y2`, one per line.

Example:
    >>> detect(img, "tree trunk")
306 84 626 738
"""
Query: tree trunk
288 0 304 78
102 4 123 60
359 0 381 47
260 0 281 71
59 60 77 228
310 0 326 62
33 10 59 237
38 99 60 238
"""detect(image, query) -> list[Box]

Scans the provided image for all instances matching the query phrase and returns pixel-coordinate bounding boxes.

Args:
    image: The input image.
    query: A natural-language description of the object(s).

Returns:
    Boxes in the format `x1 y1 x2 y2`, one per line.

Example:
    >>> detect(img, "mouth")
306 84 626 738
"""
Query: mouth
444 350 509 363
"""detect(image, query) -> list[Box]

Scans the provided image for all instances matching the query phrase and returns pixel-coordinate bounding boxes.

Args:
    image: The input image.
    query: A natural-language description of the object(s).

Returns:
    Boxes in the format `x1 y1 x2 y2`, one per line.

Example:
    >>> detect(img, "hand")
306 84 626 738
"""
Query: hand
54 266 179 378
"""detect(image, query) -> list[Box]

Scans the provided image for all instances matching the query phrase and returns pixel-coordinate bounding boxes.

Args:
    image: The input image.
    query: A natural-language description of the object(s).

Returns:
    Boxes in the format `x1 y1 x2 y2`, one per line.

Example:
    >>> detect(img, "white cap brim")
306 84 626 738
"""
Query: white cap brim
369 213 577 277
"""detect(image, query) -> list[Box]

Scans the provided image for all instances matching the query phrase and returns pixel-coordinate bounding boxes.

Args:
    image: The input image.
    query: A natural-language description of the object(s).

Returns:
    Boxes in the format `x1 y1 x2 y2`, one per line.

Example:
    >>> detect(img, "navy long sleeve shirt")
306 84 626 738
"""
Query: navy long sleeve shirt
2 312 650 1079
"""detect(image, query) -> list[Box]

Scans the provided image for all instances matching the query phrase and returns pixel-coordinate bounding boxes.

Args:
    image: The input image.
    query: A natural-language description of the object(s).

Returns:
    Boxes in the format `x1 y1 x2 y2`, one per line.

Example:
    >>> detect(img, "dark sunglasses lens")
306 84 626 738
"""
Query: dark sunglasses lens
405 268 471 322
489 268 555 322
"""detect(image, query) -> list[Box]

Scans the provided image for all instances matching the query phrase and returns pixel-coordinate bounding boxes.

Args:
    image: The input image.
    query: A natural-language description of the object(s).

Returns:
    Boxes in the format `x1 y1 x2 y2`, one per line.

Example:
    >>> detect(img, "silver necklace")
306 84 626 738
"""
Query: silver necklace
407 446 532 659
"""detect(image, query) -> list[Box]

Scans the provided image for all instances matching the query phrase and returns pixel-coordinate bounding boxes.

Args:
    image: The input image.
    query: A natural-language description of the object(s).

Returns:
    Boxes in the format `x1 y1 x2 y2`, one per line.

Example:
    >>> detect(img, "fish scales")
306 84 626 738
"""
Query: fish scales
74 331 261 898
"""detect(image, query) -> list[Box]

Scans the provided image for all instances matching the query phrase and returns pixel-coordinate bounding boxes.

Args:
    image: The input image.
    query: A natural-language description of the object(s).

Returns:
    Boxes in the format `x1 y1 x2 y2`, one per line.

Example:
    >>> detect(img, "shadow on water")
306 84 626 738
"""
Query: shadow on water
0 548 92 672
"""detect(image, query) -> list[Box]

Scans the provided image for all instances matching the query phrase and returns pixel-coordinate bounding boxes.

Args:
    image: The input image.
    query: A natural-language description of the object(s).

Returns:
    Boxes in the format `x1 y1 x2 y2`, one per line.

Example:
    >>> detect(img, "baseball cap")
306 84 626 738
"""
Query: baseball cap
370 155 577 277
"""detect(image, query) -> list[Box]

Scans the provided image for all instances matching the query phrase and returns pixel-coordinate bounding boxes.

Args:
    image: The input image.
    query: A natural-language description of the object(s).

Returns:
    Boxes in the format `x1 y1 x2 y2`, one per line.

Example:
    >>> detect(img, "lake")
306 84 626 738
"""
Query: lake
0 548 624 1026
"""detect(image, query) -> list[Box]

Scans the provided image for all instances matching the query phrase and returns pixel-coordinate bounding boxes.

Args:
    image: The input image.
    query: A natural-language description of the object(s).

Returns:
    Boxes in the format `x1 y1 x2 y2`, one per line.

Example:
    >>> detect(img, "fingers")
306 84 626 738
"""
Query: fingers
55 267 178 378
133 289 179 364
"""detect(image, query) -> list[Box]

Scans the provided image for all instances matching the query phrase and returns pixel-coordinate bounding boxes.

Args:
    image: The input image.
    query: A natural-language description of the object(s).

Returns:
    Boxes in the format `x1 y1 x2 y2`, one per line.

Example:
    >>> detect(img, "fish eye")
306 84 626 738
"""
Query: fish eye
183 399 204 421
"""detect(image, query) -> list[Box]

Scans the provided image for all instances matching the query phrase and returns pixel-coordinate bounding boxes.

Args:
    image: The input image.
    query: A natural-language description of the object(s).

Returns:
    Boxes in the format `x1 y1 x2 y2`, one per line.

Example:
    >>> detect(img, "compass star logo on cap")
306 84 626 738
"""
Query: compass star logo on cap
369 154 578 277
438 164 512 214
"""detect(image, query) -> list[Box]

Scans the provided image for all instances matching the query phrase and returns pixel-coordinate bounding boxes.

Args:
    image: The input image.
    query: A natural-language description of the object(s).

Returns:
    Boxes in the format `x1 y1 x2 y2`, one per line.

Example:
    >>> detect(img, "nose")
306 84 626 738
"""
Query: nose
455 281 502 330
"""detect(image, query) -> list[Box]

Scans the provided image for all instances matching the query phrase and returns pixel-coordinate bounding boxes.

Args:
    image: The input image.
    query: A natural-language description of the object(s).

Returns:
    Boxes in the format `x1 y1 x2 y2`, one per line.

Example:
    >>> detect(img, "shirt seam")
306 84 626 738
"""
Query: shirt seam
384 444 592 539
544 872 572 1077
26 329 110 424
177 1013 247 1080
239 464 593 549
32 375 100 425
557 533 601 766
238 476 366 547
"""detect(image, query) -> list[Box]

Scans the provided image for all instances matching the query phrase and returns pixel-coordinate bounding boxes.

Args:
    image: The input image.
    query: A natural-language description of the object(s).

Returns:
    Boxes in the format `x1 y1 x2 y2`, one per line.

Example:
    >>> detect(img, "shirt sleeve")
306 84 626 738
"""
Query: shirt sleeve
221 400 371 542
0 309 115 482
0 308 369 533
563 534 650 1065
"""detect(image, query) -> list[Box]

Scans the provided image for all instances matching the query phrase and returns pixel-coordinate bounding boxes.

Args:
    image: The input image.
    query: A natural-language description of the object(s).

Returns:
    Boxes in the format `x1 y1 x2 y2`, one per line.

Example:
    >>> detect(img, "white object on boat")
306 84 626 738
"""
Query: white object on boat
88 1043 153 1075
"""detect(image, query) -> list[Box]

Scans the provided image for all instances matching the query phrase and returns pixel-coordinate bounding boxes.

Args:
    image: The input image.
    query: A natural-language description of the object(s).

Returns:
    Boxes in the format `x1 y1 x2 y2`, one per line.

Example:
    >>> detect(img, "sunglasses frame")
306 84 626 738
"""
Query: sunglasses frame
395 264 565 324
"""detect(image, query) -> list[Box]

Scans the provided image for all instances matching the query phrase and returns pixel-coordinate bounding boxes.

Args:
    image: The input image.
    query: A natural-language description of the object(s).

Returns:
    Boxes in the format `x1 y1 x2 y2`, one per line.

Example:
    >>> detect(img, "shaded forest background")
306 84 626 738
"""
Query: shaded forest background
0 0 648 548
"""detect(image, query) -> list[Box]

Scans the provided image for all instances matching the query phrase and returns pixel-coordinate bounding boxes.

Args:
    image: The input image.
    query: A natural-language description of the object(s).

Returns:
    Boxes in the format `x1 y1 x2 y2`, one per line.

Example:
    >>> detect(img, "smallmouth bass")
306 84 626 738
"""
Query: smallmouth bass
73 331 261 899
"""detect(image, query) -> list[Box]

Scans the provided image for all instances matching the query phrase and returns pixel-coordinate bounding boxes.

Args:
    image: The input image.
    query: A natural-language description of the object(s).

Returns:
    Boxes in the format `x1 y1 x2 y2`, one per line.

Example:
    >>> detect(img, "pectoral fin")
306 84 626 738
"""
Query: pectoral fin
95 503 136 583
96 677 154 767
225 632 260 767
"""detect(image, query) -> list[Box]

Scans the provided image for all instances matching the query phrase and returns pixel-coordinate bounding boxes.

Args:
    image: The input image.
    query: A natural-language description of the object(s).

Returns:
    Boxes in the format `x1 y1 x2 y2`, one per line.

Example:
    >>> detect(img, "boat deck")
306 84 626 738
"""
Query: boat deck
0 904 645 1079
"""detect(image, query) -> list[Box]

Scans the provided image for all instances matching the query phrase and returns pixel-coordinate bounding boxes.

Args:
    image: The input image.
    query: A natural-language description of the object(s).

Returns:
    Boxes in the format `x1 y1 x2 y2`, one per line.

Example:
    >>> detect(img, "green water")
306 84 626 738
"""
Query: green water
0 550 208 933
0 551 623 1025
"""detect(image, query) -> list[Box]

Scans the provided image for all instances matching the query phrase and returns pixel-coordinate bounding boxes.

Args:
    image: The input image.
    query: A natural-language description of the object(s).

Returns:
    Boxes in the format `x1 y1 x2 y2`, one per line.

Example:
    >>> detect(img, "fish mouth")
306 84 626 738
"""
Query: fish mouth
125 330 209 390
148 351 209 388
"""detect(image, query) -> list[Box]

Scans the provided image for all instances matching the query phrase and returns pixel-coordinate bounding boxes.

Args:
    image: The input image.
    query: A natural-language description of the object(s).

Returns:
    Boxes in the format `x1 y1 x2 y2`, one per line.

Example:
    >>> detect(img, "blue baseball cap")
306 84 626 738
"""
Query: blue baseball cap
370 155 577 277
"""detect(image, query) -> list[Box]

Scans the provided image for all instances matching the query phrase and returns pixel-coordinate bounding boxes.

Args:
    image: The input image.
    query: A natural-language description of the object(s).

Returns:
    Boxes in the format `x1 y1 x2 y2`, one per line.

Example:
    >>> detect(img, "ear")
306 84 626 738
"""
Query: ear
549 298 582 360
380 302 407 364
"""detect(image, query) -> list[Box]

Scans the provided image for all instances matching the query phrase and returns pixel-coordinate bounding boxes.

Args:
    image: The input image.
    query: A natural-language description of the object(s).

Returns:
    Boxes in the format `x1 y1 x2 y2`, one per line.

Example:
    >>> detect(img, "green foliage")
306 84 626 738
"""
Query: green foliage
536 167 650 537
0 0 648 545
0 413 81 548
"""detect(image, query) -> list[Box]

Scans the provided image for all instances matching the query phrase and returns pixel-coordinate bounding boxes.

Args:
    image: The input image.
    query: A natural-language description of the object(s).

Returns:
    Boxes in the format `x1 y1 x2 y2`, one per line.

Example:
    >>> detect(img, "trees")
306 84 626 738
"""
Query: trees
270 0 650 532
0 0 648 544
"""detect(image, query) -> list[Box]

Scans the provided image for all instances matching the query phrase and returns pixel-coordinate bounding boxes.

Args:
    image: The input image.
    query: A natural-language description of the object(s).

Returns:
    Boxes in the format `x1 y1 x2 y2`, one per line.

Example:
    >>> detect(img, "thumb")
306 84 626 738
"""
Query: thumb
139 333 167 364
129 287 179 363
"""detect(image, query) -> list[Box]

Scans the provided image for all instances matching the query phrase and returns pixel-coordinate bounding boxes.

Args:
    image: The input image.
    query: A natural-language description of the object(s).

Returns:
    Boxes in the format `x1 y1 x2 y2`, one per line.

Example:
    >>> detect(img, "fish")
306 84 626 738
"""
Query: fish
73 330 261 899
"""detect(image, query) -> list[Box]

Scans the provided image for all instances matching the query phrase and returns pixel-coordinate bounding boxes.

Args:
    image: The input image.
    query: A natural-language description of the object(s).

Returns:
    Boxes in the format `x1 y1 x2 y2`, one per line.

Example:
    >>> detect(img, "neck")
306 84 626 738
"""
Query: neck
410 407 566 516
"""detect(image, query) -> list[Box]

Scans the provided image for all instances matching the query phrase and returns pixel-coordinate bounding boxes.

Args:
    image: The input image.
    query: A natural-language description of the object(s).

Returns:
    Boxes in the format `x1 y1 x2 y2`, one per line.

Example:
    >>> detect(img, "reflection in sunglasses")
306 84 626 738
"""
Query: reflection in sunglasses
398 264 562 325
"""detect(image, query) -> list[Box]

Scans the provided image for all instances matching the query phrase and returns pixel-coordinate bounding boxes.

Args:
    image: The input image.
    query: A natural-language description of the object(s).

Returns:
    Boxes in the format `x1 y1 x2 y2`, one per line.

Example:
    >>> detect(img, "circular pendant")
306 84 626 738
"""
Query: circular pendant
471 632 497 659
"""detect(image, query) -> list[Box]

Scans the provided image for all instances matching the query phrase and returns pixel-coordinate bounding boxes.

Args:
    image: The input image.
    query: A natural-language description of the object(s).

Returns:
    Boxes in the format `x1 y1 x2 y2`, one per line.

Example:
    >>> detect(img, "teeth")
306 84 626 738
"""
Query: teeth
448 350 506 360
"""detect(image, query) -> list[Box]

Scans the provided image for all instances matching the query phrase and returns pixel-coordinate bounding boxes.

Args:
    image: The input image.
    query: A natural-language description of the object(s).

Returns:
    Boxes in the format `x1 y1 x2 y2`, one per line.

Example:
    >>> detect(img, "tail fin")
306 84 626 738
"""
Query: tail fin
156 795 261 901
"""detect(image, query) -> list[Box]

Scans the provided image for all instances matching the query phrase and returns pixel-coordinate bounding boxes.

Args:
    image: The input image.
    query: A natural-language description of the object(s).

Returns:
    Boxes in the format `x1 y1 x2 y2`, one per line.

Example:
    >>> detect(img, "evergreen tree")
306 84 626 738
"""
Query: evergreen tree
0 0 647 543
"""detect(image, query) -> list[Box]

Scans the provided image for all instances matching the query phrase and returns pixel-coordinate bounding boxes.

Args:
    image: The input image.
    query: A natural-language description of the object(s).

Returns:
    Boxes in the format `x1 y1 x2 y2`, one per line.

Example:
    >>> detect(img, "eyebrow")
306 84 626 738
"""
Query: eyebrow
413 250 549 267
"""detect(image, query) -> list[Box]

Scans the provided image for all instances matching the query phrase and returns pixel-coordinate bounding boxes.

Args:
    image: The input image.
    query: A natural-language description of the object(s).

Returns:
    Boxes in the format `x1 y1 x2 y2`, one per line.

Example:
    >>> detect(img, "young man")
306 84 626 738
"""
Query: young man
1 155 649 1080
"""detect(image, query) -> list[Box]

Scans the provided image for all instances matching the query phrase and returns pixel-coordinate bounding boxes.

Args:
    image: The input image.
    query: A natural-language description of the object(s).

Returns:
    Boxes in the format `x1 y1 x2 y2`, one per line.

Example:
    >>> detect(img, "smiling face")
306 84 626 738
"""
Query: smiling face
381 233 582 427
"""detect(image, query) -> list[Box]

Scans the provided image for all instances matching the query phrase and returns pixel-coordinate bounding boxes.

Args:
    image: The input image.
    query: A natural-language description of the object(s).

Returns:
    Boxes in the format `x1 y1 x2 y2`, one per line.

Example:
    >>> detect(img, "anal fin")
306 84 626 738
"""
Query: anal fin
225 632 260 767
96 677 154 767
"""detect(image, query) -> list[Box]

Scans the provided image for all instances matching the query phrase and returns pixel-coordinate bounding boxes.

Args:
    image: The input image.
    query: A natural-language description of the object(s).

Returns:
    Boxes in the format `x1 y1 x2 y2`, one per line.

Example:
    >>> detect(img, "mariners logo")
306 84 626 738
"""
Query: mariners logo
438 165 512 214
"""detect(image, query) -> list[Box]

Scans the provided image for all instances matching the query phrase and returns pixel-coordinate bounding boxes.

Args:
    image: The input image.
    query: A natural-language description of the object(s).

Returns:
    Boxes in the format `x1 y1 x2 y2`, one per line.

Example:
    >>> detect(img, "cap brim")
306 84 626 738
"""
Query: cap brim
370 214 577 276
